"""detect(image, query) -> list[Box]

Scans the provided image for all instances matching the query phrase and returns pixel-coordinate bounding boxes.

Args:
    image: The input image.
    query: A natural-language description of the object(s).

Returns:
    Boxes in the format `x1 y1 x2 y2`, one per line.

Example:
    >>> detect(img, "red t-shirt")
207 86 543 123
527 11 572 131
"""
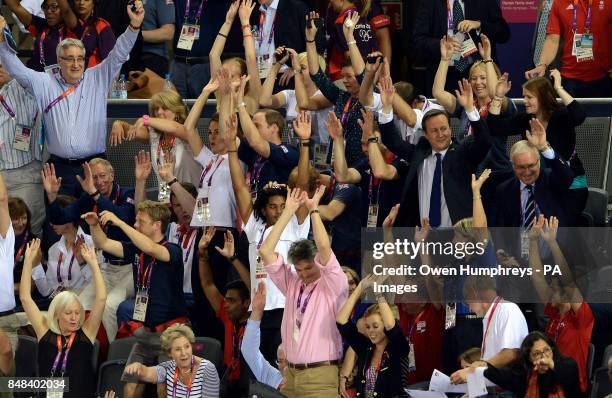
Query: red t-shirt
218 298 246 381
546 0 612 81
398 303 445 384
544 302 594 393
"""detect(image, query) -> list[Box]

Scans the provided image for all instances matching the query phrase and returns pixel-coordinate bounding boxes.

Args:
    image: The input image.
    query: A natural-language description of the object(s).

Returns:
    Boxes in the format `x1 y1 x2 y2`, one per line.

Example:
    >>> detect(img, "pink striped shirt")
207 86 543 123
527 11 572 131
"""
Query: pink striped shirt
265 252 348 364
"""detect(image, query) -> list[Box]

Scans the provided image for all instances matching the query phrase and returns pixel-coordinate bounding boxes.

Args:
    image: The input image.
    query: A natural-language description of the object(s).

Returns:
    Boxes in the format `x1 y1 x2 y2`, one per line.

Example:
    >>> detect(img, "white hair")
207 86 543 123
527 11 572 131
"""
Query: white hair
47 291 84 335
55 38 86 60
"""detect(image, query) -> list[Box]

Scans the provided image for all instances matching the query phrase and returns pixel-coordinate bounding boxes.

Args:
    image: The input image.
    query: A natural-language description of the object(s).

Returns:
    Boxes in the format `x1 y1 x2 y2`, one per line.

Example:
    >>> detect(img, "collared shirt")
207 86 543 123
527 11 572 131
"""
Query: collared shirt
167 222 198 294
243 213 310 311
0 27 138 159
0 79 42 170
519 147 555 214
241 319 284 389
31 227 95 296
150 128 202 187
481 298 528 360
265 252 348 364
142 0 176 59
418 147 452 228
0 225 16 312
257 0 279 59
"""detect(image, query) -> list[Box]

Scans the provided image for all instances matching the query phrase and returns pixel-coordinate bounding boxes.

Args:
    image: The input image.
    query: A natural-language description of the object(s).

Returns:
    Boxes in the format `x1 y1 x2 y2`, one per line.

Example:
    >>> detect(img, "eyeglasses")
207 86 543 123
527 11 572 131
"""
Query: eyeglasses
530 347 552 359
42 4 60 11
59 56 85 64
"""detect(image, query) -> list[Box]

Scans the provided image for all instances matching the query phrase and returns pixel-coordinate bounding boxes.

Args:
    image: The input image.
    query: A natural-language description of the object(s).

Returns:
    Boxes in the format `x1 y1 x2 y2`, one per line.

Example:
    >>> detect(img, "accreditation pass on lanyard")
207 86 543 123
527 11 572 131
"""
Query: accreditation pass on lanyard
293 283 317 342
47 332 76 398
177 0 205 50
572 0 594 62
133 249 161 322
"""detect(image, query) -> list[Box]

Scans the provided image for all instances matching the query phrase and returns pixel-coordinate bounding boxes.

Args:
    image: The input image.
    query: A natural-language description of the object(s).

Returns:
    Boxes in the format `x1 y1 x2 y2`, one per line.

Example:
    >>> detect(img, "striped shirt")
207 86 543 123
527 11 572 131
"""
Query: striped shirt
0 79 42 170
0 27 138 159
155 358 219 398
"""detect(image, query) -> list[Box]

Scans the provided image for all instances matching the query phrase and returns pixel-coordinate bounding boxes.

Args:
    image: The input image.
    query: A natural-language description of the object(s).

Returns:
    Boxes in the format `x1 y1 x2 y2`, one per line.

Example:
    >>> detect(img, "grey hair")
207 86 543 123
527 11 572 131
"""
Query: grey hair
47 291 85 335
287 239 317 264
56 38 86 60
88 158 114 175
160 324 195 353
509 140 539 163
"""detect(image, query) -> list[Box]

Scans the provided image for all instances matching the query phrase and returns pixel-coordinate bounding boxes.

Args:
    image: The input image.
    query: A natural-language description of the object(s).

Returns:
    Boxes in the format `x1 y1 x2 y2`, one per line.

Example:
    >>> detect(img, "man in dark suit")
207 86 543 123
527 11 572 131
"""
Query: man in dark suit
495 138 574 228
412 0 510 96
378 78 492 228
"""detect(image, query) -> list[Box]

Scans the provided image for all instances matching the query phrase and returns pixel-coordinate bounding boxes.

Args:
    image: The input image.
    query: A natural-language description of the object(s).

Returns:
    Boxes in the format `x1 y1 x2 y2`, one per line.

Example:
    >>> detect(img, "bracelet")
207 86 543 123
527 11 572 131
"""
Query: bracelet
367 136 379 143
340 375 350 380
228 254 238 262
217 32 227 38
142 114 150 127
347 40 356 45
89 190 100 198
306 38 315 43
241 24 250 29
243 34 252 38
168 177 179 187
238 101 247 108
129 23 141 31
537 62 548 68
310 209 320 215
482 59 493 64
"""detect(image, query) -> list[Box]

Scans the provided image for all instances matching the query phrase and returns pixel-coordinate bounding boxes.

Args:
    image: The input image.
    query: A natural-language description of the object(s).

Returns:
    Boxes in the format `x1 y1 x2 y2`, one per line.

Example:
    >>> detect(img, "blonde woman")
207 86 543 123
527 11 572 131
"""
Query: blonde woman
124 324 219 397
108 89 202 191
20 238 106 398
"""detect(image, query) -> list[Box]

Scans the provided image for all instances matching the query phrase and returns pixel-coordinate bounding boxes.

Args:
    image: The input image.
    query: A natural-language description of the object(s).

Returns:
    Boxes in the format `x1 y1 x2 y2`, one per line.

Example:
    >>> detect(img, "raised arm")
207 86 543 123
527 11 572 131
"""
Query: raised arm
182 81 217 156
210 0 239 77
291 111 314 223
259 188 306 265
4 0 33 27
0 16 45 92
528 216 554 303
197 227 224 313
476 34 498 99
81 212 124 257
225 113 253 221
19 239 48 338
305 185 331 264
158 156 196 217
471 169 490 243
237 77 272 157
336 274 368 324
134 151 152 205
80 244 107 341
327 112 360 184
259 48 290 108
0 171 8 237
342 11 365 75
432 36 458 114
361 108 397 180
305 12 320 74
57 0 78 30
549 69 575 107
358 55 382 108
214 230 251 290
239 0 262 107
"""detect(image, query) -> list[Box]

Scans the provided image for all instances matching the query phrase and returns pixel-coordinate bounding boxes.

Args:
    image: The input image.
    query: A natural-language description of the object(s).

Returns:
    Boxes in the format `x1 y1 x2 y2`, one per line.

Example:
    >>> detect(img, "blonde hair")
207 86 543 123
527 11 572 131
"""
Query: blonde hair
453 217 479 243
47 291 85 335
136 200 172 231
297 52 326 73
148 90 188 124
56 38 85 60
509 140 539 162
89 157 114 175
160 324 195 353
342 266 360 284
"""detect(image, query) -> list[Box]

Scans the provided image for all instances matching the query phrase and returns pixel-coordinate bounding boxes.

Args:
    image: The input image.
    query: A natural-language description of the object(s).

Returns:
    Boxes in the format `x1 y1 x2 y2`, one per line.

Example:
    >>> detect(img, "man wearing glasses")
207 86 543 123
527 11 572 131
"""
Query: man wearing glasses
0 2 145 198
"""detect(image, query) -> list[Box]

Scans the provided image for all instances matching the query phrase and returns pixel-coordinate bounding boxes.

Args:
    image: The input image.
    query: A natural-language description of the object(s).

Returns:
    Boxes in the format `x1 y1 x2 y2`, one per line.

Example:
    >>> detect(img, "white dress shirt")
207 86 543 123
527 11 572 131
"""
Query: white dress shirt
0 224 16 312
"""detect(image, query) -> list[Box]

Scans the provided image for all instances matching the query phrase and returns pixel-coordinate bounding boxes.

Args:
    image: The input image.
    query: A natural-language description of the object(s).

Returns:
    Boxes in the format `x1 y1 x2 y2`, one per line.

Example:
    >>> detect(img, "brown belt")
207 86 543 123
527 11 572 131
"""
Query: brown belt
287 360 339 370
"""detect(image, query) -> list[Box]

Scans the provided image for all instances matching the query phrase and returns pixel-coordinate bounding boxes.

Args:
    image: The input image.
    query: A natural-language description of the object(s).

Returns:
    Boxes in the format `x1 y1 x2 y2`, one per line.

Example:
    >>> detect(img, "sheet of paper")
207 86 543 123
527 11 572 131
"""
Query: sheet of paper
428 369 468 393
467 368 488 398
405 390 448 398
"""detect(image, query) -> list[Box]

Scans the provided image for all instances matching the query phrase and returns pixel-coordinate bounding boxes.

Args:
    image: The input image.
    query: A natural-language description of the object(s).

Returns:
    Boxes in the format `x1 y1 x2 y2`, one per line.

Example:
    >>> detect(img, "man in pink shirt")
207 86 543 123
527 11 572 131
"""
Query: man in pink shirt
259 186 348 398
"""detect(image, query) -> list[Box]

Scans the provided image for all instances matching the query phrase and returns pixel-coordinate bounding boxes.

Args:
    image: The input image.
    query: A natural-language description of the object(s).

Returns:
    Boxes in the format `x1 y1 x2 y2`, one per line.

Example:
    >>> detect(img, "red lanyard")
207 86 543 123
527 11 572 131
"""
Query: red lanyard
0 95 16 118
51 332 76 376
136 241 168 290
56 249 76 284
464 99 491 136
258 9 277 49
156 133 176 165
172 356 195 398
573 0 593 33
198 157 224 189
481 296 502 355
340 97 359 125
180 228 196 263
14 231 29 264
447 0 454 31
44 82 80 114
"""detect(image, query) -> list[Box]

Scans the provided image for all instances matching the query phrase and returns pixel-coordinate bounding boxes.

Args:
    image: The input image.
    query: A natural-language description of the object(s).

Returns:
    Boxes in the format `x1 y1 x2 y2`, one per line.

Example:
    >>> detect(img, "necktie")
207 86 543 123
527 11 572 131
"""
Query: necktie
453 0 469 73
523 185 536 229
533 0 552 66
429 153 443 228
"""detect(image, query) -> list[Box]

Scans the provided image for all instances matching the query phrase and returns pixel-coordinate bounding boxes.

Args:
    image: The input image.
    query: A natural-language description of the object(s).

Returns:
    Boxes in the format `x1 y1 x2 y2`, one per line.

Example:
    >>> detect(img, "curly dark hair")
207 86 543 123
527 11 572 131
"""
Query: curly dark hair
253 185 287 222
512 330 564 394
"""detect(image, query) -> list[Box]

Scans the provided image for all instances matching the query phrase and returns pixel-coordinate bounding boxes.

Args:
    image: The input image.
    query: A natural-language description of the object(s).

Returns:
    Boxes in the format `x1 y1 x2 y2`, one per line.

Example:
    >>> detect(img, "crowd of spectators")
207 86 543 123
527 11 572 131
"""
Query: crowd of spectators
0 0 611 397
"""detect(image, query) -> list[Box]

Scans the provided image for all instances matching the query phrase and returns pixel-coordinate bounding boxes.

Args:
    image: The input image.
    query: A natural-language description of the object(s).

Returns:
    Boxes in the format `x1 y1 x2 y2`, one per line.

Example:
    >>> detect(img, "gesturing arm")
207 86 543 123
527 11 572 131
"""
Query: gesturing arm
20 239 48 338
528 216 553 303
305 185 331 264
337 275 370 324
259 49 290 108
57 0 78 30
361 108 398 180
80 244 107 342
432 36 458 114
0 172 9 238
158 156 196 217
225 115 253 221
197 227 224 313
134 151 152 206
237 78 271 158
239 0 262 109
4 0 33 27
326 112 360 184
471 169 491 243
81 212 124 258
210 0 239 77
342 11 365 75
290 112 312 224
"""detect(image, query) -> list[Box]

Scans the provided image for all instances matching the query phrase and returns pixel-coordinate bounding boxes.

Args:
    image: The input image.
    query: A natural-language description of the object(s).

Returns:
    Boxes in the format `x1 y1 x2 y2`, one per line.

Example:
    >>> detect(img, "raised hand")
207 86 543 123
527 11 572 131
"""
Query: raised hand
236 74 249 105
383 203 400 228
135 150 152 182
455 78 474 112
342 10 360 40
278 68 294 86
103 391 116 398
127 0 145 27
76 162 97 195
81 212 100 226
99 210 121 227
304 184 326 211
198 226 216 253
41 163 62 198
414 218 430 242
305 11 319 43
495 72 512 98
292 111 312 140
324 111 343 141
79 242 98 265
158 151 176 183
528 214 546 240
217 67 232 97
214 230 235 258
238 0 255 25
285 188 306 213
526 118 547 150
540 216 559 243
358 109 374 142
24 238 42 266
251 282 267 313
377 75 394 110
74 235 86 265
203 76 219 95
549 69 562 91
225 0 239 22
440 35 454 61
471 169 491 193
478 33 491 60
287 48 301 71
273 46 289 65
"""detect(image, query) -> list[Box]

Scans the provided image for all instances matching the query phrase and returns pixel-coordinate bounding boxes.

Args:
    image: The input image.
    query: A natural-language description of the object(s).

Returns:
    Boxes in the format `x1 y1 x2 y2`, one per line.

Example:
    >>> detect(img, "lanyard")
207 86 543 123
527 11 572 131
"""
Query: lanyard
340 97 359 125
14 231 30 264
447 0 454 31
251 156 265 190
573 0 593 33
0 95 16 119
39 28 63 67
232 322 245 361
157 133 176 165
295 282 317 328
464 99 491 136
51 332 76 376
183 0 206 25
56 249 77 284
368 174 381 205
44 81 80 114
180 228 197 263
198 157 224 189
137 241 167 290
256 224 268 250
408 308 426 341
481 296 502 355
172 356 195 398
258 9 277 50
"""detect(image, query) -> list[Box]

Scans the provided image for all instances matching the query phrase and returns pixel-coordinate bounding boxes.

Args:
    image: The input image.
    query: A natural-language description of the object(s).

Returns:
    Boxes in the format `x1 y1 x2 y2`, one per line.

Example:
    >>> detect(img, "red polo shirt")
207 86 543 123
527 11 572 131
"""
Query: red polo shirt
218 297 246 381
398 303 445 385
546 0 612 81
544 302 594 392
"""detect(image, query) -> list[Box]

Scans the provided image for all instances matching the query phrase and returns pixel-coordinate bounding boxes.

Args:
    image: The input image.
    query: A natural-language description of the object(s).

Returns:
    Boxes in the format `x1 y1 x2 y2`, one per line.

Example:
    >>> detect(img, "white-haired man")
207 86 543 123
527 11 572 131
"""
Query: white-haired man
0 3 144 198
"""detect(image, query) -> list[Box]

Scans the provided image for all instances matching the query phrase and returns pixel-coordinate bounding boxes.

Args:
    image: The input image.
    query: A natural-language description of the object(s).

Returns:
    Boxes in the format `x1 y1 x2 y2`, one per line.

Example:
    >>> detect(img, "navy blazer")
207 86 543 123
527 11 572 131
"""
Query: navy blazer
412 0 510 66
379 115 492 227
494 153 574 228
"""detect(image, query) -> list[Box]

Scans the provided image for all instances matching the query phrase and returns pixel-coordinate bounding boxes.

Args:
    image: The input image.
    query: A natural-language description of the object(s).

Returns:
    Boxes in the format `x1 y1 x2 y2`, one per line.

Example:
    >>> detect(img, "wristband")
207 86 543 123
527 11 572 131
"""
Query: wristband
243 34 252 38
142 114 150 127
306 39 315 43
310 209 320 215
241 24 251 29
482 59 493 64
238 102 247 108
367 136 379 143
129 23 141 31
168 177 179 187
228 254 238 262
217 32 227 38
89 190 100 198
347 40 356 45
